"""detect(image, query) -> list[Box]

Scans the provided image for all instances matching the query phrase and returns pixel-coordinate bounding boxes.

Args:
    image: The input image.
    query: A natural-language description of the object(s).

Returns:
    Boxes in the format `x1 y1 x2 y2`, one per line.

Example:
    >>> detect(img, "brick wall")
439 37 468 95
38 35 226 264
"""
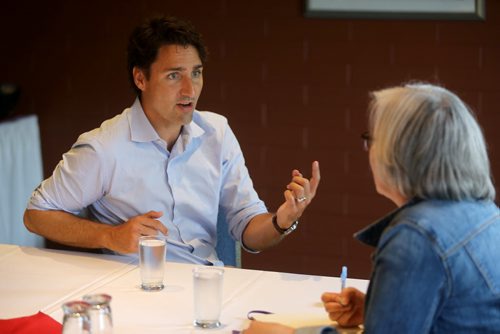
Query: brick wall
2 0 499 279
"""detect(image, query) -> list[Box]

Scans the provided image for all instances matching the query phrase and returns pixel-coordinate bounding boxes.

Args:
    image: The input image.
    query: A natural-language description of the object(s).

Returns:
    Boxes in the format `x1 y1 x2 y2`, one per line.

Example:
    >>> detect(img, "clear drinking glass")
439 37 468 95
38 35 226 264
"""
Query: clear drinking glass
82 293 113 334
192 267 224 328
139 235 167 291
62 301 91 334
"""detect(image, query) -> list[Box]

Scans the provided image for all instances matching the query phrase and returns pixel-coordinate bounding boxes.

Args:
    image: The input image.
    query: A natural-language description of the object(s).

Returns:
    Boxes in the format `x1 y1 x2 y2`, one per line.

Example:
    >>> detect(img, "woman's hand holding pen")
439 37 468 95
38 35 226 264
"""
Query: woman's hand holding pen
321 287 365 327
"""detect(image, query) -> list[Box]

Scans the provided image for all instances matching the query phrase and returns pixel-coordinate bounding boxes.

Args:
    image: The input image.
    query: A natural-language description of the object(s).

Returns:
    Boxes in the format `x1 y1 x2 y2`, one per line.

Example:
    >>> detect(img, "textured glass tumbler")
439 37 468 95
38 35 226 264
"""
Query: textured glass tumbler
83 293 113 334
139 235 167 291
62 301 91 334
193 267 224 329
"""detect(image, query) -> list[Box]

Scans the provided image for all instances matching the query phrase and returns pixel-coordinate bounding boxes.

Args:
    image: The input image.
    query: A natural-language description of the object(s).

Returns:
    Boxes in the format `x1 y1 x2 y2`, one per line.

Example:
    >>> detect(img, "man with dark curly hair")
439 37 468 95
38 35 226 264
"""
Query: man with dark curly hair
24 16 320 265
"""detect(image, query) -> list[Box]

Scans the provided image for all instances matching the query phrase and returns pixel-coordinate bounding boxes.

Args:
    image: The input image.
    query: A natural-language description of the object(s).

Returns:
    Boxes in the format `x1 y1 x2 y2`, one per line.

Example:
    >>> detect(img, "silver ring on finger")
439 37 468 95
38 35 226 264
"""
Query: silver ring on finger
296 196 307 203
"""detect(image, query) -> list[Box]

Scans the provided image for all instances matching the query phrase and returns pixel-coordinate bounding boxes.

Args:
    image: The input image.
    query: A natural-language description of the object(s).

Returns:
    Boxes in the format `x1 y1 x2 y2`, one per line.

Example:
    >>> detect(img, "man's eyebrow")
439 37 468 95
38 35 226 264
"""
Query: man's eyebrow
163 64 203 72
163 66 184 72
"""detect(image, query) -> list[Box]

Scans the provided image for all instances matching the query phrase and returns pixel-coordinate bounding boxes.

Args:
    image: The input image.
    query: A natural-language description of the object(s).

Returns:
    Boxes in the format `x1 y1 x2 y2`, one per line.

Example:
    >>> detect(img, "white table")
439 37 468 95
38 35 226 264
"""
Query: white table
0 244 369 333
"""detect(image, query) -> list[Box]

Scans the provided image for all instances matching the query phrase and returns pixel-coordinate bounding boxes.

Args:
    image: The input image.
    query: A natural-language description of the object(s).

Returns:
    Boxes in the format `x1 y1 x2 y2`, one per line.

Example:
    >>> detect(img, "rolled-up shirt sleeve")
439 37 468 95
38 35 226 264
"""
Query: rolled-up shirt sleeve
218 124 268 252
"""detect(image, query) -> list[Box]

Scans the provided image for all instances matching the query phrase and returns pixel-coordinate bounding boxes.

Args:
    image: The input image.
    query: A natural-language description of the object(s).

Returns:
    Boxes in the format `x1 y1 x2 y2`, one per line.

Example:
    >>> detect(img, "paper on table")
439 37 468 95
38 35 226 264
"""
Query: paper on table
252 312 334 329
252 312 364 333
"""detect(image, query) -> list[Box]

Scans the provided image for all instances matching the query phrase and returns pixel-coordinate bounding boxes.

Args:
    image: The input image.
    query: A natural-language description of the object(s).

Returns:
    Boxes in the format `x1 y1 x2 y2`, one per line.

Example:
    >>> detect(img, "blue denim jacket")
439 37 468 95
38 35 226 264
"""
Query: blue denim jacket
355 199 500 333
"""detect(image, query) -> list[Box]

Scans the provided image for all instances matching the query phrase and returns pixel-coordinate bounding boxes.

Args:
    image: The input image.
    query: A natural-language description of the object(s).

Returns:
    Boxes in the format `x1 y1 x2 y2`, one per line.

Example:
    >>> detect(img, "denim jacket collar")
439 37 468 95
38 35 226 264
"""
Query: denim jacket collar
354 198 422 247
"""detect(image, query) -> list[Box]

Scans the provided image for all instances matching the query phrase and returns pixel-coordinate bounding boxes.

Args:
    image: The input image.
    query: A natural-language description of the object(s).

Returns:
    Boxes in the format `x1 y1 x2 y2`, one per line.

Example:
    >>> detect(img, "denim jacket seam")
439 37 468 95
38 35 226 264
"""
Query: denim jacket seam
464 246 500 296
443 213 500 258
462 214 500 296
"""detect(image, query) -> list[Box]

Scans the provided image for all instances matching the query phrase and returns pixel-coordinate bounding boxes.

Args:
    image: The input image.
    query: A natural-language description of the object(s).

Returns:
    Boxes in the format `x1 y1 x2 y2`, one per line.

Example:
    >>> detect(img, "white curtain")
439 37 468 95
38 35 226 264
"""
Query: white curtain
0 115 44 247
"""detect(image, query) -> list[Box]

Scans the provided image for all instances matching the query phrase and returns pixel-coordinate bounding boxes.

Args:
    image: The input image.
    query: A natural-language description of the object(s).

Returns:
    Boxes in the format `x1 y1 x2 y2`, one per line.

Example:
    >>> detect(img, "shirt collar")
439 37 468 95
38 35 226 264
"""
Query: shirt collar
128 98 160 143
354 198 421 247
127 98 205 144
181 117 205 143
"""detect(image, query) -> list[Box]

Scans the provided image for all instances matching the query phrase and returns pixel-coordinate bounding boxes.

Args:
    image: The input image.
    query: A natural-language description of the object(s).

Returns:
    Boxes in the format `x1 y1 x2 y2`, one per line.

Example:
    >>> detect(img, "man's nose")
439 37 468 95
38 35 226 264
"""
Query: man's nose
180 77 195 98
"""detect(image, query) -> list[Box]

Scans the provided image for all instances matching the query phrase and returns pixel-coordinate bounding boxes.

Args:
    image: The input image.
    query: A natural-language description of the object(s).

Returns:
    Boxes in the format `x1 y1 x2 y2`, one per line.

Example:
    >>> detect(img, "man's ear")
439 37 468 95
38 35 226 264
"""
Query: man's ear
133 67 147 92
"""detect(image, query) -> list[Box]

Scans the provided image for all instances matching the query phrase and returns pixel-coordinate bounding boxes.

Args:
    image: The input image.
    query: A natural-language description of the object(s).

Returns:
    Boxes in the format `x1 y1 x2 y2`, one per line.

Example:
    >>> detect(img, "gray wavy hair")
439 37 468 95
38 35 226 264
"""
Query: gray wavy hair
368 82 495 201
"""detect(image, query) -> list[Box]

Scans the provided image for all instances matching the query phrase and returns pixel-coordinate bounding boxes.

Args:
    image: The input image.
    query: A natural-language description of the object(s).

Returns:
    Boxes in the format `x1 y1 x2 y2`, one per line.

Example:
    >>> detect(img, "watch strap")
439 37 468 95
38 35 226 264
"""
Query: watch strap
272 215 298 236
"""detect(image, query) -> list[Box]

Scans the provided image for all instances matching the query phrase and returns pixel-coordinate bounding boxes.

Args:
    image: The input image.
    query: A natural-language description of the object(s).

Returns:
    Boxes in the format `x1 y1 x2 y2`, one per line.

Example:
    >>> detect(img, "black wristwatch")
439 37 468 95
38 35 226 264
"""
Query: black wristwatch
272 214 299 236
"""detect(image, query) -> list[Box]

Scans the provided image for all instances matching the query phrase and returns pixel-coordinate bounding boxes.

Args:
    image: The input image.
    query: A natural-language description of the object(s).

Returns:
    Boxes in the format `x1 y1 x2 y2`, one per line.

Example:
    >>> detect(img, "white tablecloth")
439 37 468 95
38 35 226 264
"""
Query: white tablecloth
0 244 135 319
0 244 369 333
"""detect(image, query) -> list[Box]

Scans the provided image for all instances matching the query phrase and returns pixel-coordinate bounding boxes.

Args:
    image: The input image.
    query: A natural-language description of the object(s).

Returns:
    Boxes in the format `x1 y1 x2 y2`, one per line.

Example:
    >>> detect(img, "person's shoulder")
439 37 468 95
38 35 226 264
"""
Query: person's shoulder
74 109 131 149
401 199 496 227
391 199 499 251
193 110 228 129
192 110 231 139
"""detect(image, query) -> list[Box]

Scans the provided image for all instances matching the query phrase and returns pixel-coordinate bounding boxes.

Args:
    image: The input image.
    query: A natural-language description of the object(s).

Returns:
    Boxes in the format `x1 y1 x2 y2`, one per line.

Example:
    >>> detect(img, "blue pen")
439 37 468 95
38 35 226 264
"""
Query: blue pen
340 266 348 291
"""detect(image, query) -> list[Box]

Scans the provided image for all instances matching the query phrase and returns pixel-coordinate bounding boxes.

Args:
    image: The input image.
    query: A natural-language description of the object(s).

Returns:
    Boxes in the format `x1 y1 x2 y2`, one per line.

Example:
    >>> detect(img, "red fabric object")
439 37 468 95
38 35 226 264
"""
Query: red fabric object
0 311 62 334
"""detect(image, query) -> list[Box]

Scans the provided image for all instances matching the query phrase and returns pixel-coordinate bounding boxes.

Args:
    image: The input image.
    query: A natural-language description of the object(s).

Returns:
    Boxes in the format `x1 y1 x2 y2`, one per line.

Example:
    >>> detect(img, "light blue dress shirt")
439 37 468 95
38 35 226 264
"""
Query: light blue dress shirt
28 98 268 264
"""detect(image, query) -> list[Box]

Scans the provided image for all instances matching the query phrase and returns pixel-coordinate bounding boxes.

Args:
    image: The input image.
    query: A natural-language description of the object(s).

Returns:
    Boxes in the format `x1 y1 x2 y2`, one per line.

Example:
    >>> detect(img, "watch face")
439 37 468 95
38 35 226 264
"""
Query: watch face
283 221 298 235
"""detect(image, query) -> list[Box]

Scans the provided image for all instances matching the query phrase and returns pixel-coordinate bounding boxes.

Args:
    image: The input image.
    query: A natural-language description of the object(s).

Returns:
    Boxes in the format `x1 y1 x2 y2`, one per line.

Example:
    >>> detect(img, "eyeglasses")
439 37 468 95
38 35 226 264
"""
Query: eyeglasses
361 132 372 151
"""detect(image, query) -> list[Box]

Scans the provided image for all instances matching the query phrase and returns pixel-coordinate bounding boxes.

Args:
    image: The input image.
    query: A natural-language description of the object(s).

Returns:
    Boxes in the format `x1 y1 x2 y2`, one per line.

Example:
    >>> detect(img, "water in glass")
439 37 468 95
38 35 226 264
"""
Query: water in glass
193 267 224 328
139 236 166 290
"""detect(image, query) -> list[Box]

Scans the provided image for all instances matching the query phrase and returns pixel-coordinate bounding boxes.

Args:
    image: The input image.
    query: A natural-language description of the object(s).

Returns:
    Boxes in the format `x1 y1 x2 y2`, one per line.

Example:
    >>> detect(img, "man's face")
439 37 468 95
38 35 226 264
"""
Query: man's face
134 44 203 130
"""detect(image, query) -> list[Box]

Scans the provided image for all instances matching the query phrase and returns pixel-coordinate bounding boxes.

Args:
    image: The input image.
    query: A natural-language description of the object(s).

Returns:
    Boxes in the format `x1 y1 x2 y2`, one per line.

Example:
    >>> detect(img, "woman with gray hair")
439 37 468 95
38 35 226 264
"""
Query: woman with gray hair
321 83 500 333
244 83 500 334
